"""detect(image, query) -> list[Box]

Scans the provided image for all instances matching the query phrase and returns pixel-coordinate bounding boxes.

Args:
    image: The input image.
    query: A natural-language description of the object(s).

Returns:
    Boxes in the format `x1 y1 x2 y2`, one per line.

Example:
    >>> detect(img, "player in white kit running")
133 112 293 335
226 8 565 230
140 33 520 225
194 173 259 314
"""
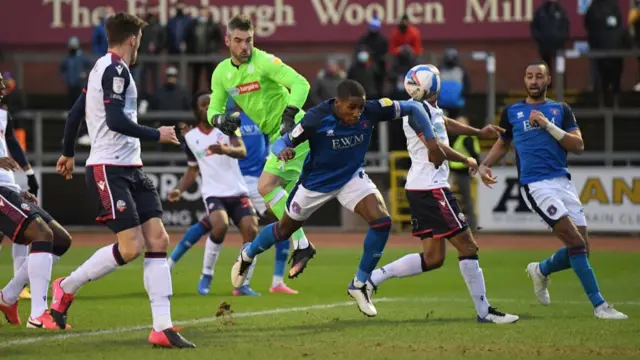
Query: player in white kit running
52 13 195 348
168 92 262 296
368 65 519 324
0 73 73 329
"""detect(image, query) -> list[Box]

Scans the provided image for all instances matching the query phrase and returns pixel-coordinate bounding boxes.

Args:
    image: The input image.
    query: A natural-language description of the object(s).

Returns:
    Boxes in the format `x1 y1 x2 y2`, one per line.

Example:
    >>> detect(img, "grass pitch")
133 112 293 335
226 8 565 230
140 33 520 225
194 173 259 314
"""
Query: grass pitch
0 244 639 359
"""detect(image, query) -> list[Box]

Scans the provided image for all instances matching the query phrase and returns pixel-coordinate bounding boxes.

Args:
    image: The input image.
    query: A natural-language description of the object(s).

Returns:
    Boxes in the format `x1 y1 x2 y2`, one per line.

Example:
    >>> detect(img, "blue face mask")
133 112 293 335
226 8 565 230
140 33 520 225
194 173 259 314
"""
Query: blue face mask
357 51 369 63
199 16 207 23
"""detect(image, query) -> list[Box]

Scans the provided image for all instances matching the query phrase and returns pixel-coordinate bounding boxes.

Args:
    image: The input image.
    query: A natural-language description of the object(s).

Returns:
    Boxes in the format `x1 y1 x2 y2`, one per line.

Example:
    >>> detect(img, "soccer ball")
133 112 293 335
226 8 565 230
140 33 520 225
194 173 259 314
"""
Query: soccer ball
404 65 440 100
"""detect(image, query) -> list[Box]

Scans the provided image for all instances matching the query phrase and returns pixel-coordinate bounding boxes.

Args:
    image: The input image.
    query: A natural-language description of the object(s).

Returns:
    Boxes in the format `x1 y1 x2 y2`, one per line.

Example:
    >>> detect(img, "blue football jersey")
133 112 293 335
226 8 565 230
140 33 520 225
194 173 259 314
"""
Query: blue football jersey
238 112 268 178
500 100 579 185
293 98 401 193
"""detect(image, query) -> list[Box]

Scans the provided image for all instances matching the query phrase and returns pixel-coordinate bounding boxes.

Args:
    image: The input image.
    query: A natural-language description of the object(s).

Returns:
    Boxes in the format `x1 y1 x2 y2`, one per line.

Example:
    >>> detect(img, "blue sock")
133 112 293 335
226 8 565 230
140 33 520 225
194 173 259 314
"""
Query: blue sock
356 217 392 284
273 239 290 277
569 247 605 308
169 220 209 263
539 247 571 276
246 223 284 258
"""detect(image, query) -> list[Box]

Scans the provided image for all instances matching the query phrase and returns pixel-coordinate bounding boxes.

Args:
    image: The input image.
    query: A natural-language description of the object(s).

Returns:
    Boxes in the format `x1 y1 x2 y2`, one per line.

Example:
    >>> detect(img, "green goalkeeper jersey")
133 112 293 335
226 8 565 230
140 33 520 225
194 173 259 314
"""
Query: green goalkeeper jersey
207 47 310 143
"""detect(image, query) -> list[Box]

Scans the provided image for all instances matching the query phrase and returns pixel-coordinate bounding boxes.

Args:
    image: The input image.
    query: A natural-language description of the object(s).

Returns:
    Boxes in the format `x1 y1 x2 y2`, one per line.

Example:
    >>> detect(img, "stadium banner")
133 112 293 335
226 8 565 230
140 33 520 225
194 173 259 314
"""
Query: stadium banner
39 167 340 227
2 0 625 45
477 167 640 232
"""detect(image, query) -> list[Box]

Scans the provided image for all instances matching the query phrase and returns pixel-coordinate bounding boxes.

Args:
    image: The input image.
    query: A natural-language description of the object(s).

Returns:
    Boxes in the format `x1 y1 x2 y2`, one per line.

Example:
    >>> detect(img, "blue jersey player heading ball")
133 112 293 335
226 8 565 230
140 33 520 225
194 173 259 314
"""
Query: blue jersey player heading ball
231 79 445 317
479 61 627 320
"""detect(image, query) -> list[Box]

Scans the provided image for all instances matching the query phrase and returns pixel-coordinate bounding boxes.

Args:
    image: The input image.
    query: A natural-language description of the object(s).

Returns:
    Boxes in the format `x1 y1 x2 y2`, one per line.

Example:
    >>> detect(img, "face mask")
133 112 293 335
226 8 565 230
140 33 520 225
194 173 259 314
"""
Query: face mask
357 51 369 63
399 24 408 32
199 16 207 23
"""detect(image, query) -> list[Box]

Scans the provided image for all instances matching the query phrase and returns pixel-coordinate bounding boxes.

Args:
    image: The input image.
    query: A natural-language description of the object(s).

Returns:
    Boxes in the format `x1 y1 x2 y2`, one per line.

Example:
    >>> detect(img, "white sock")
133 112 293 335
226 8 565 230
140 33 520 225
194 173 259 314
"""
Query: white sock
12 243 28 274
202 240 222 276
271 275 283 288
370 253 425 286
459 259 490 318
292 233 309 250
61 244 122 294
143 256 173 332
28 250 53 319
242 255 257 287
1 254 61 306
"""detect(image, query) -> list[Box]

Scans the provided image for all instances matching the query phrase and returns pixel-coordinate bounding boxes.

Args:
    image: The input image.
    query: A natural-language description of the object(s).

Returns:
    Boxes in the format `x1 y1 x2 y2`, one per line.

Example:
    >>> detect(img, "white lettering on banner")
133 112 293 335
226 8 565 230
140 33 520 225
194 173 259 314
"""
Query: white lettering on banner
145 173 201 201
311 0 445 26
477 167 640 232
464 0 533 23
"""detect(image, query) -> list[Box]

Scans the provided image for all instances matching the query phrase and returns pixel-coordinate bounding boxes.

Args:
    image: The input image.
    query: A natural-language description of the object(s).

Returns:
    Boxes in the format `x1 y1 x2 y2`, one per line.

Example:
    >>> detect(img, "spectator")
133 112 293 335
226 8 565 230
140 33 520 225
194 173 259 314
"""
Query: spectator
138 7 166 100
389 14 422 57
585 0 630 107
438 48 470 119
166 1 191 56
357 17 388 99
151 66 191 111
309 58 346 106
386 45 416 100
92 7 114 56
347 46 379 99
531 0 570 84
185 7 223 94
61 36 92 146
629 1 640 91
448 116 480 232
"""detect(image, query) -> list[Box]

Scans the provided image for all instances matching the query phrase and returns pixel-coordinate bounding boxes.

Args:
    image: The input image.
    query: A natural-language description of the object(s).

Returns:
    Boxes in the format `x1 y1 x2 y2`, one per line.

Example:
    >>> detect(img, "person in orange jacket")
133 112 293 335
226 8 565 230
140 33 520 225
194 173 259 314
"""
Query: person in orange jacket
389 14 422 57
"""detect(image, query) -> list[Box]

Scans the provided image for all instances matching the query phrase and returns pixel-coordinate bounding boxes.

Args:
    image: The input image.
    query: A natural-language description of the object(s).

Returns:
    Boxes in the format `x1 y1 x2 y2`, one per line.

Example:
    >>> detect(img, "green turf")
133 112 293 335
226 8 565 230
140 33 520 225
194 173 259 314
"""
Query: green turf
0 245 638 359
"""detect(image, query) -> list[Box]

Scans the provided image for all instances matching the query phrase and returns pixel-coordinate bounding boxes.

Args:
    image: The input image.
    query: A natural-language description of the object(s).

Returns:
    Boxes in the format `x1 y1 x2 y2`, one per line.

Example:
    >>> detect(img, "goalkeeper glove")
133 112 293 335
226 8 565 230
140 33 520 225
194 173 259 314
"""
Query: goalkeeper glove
280 106 299 135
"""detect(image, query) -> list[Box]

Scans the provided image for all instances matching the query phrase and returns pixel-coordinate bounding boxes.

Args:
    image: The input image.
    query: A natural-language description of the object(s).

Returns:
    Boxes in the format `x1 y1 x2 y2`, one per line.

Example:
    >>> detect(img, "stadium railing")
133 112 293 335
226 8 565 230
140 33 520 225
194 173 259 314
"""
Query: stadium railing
9 50 497 123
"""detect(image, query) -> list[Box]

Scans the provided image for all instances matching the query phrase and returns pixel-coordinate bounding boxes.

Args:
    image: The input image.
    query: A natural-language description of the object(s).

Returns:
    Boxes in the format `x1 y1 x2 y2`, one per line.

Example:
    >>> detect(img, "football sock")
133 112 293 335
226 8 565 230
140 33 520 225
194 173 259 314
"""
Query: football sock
272 239 290 287
458 256 490 318
370 253 428 286
28 241 53 319
264 186 309 250
202 235 223 276
354 217 391 287
169 220 210 268
568 246 605 308
143 253 173 332
12 243 28 274
242 246 257 287
61 243 126 294
245 223 285 259
539 247 570 276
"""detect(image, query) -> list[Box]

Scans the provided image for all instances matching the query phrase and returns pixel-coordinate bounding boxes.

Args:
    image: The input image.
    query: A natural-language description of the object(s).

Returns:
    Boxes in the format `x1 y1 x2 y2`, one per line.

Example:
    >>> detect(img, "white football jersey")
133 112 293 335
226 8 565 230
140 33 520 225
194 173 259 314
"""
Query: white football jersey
183 126 248 198
0 110 20 192
402 100 451 190
85 53 142 166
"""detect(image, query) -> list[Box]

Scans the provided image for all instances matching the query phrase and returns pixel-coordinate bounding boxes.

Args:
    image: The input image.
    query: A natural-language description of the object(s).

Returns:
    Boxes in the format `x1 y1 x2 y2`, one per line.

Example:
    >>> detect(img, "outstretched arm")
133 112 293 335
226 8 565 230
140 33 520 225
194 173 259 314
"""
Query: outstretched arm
62 91 86 157
445 116 505 139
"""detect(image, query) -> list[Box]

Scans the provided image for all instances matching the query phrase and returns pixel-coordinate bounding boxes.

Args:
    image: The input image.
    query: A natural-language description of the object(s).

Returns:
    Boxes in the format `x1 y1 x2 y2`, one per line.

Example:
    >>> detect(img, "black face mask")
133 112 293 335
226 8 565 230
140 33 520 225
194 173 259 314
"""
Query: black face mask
177 9 184 16
69 49 78 55
399 24 408 32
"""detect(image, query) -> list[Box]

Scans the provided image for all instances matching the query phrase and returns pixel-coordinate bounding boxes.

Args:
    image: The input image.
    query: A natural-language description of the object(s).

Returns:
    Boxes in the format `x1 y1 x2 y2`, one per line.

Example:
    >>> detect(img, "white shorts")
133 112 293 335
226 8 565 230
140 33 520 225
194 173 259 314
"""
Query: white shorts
243 176 267 216
520 176 587 228
286 170 380 221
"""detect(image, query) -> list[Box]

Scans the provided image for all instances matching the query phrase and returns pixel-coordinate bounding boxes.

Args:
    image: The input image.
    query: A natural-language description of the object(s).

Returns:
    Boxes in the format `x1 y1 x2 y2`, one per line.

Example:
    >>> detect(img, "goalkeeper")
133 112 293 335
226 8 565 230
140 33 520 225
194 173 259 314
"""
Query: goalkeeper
208 14 315 279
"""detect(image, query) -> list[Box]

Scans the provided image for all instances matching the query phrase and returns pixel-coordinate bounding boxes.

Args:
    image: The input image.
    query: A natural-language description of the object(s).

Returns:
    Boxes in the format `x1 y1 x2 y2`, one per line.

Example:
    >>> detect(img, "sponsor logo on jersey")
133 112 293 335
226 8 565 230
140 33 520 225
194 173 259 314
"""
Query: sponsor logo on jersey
238 81 261 94
331 134 365 150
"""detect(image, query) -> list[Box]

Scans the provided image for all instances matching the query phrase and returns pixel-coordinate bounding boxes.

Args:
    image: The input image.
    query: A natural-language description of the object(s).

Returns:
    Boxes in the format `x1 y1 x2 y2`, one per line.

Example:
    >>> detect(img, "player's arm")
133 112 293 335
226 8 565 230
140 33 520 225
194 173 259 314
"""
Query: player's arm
102 65 160 141
444 116 505 140
207 67 229 125
169 142 200 202
394 100 445 167
5 113 39 195
271 109 319 161
260 53 310 133
62 90 86 157
533 104 584 153
224 129 247 159
480 108 513 168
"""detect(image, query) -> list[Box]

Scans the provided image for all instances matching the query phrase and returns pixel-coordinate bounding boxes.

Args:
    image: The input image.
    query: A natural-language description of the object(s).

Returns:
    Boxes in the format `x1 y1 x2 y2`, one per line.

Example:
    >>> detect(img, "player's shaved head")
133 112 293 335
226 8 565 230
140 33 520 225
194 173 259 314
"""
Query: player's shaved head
193 91 211 125
336 80 366 100
335 80 366 125
525 60 550 76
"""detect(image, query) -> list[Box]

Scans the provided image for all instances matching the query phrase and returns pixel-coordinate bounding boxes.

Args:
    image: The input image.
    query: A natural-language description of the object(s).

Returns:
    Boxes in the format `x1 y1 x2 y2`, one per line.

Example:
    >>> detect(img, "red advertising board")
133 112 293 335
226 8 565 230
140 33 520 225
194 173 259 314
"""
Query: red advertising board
0 0 625 45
